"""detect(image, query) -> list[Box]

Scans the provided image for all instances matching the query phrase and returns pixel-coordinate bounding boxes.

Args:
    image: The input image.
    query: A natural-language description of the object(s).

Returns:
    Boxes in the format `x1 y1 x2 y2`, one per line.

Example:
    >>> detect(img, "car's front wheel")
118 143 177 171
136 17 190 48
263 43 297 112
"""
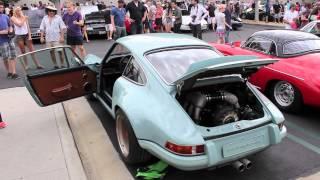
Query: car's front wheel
115 109 152 164
269 81 302 112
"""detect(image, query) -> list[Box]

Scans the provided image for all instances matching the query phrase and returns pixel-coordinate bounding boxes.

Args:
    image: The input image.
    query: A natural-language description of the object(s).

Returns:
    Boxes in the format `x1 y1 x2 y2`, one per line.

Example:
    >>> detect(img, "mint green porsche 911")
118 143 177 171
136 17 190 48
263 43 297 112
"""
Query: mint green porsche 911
18 33 286 172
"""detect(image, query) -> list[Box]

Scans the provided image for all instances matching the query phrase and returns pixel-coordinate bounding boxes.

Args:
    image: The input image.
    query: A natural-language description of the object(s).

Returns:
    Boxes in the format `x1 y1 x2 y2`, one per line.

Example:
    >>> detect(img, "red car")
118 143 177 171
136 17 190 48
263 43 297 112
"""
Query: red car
210 30 320 112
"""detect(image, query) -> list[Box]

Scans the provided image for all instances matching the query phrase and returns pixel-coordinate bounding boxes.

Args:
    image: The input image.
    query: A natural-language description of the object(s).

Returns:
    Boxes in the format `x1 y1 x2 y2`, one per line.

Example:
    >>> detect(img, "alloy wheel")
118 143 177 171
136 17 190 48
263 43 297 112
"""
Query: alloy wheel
116 114 130 158
273 81 295 107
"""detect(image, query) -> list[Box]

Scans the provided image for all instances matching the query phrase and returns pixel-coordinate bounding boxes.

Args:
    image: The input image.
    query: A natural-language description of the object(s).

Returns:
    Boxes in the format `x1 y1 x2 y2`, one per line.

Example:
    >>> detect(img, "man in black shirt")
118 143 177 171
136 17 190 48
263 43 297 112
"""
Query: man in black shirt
273 0 281 23
208 1 216 30
126 0 147 34
225 2 232 43
104 8 113 40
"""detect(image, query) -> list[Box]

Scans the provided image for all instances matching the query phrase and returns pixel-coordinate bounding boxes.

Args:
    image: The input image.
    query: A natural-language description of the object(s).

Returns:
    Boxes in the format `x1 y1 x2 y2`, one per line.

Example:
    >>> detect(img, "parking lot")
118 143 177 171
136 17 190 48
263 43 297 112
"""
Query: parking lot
1 24 319 180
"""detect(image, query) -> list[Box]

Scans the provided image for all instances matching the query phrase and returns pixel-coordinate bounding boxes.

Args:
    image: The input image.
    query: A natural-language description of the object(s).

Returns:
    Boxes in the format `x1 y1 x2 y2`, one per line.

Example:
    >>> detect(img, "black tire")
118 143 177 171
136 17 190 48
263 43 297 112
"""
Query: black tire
115 109 152 164
268 81 303 112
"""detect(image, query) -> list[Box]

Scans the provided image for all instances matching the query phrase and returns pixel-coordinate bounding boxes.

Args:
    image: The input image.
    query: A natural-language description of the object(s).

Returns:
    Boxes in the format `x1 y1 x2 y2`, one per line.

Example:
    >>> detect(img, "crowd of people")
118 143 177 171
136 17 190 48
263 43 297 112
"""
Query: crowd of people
2 0 320 81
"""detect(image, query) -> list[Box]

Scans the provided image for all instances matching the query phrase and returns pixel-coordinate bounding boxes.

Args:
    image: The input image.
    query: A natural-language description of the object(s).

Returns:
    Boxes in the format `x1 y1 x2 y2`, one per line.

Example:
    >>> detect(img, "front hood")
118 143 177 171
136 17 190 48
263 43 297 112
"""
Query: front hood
174 56 277 92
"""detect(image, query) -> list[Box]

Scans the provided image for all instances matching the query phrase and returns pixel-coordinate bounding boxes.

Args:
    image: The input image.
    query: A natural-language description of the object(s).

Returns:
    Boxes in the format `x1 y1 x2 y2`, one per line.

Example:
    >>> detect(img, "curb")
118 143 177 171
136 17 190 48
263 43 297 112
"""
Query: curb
242 20 285 28
63 97 133 180
55 103 88 180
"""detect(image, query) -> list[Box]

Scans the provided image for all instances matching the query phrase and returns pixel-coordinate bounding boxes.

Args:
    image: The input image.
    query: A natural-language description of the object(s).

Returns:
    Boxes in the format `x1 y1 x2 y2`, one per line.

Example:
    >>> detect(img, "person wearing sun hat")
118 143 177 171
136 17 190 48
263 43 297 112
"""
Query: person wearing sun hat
40 4 67 68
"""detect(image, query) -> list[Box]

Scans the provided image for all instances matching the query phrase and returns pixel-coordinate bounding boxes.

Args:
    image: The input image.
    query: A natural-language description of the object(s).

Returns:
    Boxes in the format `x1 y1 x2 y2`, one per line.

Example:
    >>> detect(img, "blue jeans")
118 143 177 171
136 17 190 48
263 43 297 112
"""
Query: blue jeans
148 20 155 33
130 22 143 34
225 30 230 43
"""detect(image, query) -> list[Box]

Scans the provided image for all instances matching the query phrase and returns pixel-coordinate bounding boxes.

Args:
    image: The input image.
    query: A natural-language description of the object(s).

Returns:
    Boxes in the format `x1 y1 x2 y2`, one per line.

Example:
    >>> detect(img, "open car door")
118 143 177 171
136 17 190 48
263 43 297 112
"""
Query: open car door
18 46 97 106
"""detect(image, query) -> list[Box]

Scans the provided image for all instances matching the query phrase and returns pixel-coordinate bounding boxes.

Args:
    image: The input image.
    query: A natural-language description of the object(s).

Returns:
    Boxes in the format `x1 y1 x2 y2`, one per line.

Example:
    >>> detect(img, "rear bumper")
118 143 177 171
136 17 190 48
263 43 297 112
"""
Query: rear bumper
139 123 286 171
87 29 106 35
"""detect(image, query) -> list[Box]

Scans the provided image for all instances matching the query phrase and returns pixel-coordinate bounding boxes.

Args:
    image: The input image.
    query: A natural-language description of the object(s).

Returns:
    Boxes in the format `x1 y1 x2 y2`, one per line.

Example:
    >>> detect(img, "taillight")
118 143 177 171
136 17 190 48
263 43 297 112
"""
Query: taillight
278 122 284 131
165 141 205 155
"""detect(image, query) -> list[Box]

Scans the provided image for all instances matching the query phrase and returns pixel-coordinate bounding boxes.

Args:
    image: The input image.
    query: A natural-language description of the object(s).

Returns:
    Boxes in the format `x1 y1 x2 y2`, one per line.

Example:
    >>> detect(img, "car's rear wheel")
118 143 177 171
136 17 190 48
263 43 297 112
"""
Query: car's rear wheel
269 81 302 112
116 109 152 164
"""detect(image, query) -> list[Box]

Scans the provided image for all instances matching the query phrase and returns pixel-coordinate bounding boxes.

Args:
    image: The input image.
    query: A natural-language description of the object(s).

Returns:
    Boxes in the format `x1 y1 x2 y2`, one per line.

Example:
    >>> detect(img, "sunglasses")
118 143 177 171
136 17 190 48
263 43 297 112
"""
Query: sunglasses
48 9 56 12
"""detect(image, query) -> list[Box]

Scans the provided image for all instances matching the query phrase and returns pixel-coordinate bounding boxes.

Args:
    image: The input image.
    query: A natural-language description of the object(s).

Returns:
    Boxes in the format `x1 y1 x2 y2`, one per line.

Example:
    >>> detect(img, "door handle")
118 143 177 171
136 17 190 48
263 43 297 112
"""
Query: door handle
51 83 72 97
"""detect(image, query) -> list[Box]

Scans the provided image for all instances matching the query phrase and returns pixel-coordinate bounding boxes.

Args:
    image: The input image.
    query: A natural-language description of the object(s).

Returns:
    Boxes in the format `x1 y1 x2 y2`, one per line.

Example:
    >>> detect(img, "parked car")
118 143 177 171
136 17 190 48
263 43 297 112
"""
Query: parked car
231 15 243 30
25 9 45 41
180 9 208 31
79 5 106 36
18 34 286 171
210 30 320 112
240 7 277 22
300 20 320 37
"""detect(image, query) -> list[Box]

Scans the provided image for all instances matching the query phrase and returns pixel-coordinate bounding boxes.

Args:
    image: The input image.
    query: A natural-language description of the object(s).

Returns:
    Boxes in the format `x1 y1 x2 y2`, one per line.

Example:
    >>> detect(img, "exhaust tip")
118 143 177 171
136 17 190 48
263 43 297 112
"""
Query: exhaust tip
238 164 245 172
246 162 252 169
232 161 245 172
240 159 252 170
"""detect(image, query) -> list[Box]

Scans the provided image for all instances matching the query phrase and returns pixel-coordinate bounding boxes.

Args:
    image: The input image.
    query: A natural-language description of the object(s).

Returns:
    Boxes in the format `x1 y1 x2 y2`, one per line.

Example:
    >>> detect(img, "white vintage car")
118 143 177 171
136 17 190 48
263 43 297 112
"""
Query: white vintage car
180 9 208 31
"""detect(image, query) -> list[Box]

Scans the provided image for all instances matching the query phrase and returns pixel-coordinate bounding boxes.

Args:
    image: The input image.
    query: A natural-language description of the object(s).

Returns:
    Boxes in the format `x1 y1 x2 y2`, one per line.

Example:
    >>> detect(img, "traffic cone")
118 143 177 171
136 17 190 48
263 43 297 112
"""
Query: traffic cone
0 112 7 128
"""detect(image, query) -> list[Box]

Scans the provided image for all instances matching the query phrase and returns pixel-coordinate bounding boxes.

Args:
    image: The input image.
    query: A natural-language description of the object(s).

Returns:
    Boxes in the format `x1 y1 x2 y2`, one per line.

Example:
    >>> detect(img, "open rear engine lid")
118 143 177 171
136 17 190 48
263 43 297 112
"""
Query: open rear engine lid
173 56 278 93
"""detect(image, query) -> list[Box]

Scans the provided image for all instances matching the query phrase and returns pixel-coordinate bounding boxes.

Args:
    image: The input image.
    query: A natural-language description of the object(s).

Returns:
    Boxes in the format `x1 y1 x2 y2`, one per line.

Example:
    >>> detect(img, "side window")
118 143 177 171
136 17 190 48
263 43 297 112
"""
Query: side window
17 47 82 76
123 57 146 84
247 37 273 54
244 37 254 48
310 23 320 34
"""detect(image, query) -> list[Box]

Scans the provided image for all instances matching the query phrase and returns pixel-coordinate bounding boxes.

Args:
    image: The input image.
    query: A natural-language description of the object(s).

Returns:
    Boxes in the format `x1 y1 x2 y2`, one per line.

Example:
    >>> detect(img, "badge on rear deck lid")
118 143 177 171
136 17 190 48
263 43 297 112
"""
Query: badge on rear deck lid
235 123 241 129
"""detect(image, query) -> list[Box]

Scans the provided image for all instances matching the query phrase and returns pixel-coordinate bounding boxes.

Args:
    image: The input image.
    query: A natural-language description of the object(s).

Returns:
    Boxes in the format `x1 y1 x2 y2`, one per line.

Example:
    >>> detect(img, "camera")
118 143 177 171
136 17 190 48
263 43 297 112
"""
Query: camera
191 15 197 22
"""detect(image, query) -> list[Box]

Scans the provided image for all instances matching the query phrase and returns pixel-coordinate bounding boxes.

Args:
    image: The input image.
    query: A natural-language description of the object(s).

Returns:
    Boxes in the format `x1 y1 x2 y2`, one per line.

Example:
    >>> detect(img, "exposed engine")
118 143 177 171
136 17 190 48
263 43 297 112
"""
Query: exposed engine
177 82 264 127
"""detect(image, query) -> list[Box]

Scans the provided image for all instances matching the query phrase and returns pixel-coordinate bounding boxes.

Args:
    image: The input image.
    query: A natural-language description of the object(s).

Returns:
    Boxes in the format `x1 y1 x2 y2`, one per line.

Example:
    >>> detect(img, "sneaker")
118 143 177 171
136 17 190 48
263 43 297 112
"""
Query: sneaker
6 73 12 79
0 121 7 129
36 65 45 69
11 74 20 80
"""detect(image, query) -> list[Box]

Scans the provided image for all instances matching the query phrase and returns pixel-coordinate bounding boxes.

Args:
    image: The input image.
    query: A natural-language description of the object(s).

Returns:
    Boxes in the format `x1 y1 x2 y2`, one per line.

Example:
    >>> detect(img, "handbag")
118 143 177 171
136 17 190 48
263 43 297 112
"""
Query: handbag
8 26 15 39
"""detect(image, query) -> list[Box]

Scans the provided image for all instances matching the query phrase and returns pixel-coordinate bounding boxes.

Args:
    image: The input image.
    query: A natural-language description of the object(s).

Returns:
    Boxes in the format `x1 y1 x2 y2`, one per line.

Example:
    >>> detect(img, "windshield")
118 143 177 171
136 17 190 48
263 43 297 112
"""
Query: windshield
283 40 320 55
146 48 220 84
25 9 45 28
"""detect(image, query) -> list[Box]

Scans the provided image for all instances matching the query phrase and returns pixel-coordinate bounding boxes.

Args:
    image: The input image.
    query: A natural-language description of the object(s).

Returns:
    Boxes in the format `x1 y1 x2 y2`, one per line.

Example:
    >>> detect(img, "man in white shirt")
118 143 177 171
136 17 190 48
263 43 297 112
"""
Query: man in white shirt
283 3 299 29
190 0 208 39
40 5 67 68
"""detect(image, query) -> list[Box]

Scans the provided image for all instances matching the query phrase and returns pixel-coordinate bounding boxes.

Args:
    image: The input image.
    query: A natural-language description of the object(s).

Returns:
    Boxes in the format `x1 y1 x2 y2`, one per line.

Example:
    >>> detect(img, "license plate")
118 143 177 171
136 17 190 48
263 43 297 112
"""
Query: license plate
99 31 106 35
222 134 267 158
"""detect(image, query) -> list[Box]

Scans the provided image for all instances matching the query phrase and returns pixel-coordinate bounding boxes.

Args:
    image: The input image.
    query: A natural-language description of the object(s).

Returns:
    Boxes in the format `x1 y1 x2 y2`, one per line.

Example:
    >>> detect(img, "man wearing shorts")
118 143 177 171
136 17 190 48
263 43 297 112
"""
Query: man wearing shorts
0 2 19 80
63 1 86 58
40 5 66 68
104 6 113 40
111 0 127 39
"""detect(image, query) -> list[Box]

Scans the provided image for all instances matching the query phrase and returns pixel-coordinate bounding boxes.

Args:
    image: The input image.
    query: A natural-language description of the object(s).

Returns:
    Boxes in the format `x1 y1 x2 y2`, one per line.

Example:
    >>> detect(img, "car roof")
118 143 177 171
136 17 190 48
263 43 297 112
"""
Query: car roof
116 33 210 56
251 30 319 43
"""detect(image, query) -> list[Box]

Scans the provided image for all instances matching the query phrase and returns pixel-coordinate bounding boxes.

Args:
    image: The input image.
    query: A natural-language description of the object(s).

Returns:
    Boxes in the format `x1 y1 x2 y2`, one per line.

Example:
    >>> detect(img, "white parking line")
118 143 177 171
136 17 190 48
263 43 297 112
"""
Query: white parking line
287 133 320 155
286 121 320 141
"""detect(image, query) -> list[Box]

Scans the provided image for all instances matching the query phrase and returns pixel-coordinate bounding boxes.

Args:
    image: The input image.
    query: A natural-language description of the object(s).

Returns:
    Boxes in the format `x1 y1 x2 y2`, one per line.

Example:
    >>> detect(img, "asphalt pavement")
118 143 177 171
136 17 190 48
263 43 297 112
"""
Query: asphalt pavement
1 24 319 180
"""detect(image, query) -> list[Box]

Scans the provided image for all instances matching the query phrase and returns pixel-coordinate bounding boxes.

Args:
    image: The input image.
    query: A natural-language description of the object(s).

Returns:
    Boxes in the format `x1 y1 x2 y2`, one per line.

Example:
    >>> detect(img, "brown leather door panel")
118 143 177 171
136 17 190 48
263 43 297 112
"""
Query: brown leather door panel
30 67 97 106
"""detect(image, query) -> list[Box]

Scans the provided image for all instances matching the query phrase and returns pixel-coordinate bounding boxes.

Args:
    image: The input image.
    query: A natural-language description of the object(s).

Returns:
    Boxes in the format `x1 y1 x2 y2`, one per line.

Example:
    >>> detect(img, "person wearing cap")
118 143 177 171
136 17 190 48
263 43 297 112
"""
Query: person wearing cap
111 0 127 39
283 3 299 29
40 5 67 68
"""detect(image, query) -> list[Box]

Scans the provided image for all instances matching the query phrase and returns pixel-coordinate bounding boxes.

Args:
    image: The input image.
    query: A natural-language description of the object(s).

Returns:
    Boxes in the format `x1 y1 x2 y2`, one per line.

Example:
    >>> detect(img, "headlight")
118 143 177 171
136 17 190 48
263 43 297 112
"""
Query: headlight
86 27 93 31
